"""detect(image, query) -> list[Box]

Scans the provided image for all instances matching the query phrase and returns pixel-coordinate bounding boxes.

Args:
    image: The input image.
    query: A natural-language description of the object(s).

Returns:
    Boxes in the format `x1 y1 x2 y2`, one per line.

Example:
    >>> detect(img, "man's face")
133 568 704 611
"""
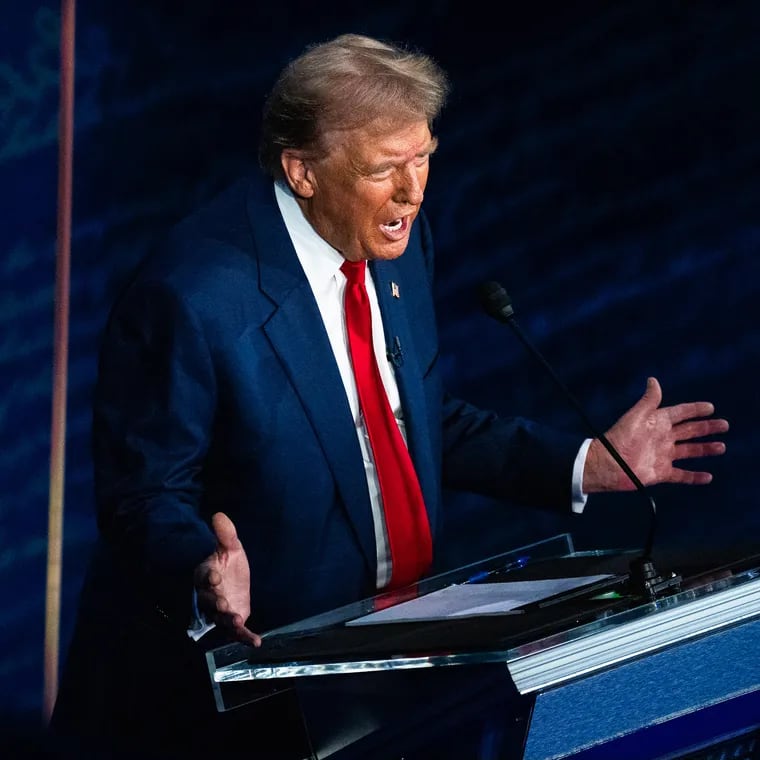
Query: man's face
291 119 437 262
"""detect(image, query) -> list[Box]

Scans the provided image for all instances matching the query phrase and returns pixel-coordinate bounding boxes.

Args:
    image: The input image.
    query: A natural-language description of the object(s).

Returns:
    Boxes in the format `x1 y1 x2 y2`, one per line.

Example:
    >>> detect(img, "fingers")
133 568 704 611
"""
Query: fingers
207 568 222 588
214 610 262 647
673 418 730 441
238 626 262 647
668 468 714 486
231 619 262 648
675 441 727 459
215 595 231 614
194 590 260 646
667 401 720 425
194 563 232 616
193 564 221 590
643 379 728 435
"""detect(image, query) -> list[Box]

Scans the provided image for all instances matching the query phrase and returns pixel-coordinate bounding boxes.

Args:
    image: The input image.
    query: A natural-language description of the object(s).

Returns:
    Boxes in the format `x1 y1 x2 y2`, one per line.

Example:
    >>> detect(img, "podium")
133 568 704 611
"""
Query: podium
206 534 760 759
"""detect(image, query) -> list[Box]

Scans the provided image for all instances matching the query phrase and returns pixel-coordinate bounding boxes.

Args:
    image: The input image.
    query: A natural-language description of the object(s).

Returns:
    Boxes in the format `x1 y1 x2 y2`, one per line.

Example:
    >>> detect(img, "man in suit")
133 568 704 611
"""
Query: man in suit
50 33 728 757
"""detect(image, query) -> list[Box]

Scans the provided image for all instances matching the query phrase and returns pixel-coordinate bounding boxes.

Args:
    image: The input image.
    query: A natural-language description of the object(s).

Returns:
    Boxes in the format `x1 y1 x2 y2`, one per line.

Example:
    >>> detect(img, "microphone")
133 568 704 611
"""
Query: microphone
387 336 404 368
478 280 681 600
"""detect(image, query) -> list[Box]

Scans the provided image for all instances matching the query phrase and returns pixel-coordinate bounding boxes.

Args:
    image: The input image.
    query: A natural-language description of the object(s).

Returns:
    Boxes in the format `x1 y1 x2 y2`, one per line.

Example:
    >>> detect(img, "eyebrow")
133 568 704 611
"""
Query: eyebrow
367 137 439 174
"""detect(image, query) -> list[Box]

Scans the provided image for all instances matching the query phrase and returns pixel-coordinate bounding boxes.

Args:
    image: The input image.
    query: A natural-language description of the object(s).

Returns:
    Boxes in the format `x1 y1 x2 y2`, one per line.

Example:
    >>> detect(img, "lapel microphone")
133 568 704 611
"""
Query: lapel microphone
478 280 681 600
387 336 404 368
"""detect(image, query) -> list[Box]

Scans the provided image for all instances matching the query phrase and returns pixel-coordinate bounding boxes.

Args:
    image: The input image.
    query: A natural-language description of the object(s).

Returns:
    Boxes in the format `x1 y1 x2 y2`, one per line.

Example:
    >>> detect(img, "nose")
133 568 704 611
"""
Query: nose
396 165 425 206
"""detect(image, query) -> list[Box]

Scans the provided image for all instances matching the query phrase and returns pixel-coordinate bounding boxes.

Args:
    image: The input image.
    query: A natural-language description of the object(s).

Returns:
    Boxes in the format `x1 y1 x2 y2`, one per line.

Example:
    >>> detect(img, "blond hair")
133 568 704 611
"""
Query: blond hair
258 33 451 179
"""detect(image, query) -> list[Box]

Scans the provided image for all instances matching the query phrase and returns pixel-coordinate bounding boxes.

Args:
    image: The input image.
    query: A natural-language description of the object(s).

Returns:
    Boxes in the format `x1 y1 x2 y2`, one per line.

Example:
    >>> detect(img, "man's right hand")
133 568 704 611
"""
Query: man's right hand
194 512 261 647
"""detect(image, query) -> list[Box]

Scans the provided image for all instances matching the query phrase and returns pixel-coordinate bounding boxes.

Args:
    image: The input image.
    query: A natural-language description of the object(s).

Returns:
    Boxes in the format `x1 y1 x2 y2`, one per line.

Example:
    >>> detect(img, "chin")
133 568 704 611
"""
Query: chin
377 249 407 261
371 240 410 261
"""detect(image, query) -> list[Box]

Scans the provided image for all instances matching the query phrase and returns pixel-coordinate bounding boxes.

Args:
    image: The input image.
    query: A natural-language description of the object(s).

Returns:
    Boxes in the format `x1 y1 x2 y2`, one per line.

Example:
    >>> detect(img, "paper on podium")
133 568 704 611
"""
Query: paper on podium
346 575 614 626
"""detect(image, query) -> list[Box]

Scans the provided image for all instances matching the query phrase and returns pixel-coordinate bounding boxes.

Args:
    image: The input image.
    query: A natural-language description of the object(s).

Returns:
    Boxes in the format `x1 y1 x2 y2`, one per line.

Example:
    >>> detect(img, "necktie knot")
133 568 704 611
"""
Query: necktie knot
340 259 366 285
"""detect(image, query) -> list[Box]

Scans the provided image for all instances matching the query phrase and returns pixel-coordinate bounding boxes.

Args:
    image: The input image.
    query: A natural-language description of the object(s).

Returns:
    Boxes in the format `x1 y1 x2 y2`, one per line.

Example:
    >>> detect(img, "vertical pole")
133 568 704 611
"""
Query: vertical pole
44 0 76 725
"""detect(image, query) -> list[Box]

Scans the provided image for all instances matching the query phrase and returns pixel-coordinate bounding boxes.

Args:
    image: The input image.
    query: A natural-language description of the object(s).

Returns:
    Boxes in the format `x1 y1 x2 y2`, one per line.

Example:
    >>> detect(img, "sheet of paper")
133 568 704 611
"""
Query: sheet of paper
346 575 613 626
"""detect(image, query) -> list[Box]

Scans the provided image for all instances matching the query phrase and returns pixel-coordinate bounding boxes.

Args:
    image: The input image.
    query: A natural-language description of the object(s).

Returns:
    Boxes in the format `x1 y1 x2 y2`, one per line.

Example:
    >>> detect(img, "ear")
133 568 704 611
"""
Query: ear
281 150 315 198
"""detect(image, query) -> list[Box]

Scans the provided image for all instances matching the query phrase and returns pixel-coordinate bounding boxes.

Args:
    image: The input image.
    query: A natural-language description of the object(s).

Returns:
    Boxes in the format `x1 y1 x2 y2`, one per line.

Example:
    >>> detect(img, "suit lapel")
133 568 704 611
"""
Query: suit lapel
245 182 377 577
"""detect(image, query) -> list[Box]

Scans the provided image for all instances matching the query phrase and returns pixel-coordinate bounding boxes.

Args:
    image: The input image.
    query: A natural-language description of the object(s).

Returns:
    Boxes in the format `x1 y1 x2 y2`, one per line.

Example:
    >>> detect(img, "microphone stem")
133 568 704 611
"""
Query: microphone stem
505 315 657 558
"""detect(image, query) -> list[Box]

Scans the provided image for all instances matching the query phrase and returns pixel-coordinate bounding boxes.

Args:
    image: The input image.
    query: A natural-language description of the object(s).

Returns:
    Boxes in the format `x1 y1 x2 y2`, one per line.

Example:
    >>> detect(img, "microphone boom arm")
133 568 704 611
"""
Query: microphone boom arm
504 313 657 559
478 280 681 599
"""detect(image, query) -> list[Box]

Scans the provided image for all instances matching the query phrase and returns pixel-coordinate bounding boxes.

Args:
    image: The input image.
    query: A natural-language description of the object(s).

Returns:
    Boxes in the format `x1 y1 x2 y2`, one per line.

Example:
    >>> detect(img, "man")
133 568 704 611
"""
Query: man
50 33 728 756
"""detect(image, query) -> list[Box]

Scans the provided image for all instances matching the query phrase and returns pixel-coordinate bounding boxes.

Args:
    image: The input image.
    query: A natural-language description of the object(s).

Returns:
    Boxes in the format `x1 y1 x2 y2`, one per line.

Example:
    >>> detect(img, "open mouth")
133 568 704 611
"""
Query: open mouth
382 218 404 232
380 217 409 240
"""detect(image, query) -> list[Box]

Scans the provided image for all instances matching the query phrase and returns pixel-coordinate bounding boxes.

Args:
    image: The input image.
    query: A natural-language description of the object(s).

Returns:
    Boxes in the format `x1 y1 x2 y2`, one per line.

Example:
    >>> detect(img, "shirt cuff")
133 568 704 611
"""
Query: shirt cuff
571 438 593 514
187 589 216 641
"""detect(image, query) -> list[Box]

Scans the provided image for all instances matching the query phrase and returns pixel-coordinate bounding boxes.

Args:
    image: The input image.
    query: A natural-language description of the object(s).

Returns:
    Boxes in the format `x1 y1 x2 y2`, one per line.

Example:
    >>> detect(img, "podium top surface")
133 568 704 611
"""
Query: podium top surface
206 533 760 704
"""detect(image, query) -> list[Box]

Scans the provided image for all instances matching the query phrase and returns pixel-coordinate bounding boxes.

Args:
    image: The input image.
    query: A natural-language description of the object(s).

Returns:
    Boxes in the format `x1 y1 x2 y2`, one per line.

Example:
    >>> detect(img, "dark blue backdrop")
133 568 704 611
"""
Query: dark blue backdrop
2 0 758 734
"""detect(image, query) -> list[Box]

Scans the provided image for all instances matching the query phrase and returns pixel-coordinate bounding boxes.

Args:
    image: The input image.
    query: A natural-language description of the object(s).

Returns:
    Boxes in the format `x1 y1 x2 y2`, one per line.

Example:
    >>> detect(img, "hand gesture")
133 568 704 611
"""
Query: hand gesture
583 377 729 493
194 512 261 646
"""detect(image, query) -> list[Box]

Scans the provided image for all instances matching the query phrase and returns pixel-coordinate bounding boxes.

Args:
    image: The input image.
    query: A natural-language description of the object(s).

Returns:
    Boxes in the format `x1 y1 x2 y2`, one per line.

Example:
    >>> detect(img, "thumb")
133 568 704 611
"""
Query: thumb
211 512 241 552
639 376 662 410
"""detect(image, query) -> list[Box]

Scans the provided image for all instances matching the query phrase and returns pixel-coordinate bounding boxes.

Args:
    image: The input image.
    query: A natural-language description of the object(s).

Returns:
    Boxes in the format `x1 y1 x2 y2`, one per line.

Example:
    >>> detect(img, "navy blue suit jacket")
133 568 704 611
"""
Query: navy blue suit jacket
52 173 583 747
81 174 583 634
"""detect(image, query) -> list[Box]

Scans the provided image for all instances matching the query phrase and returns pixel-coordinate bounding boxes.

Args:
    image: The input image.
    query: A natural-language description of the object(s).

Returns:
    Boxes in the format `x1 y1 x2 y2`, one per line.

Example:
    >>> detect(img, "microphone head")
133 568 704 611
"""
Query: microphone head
479 280 514 322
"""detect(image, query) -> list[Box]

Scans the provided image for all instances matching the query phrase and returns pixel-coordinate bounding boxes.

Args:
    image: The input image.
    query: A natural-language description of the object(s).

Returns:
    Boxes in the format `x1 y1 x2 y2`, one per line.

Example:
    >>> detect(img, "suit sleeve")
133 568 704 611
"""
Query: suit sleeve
92 276 218 622
440 394 583 508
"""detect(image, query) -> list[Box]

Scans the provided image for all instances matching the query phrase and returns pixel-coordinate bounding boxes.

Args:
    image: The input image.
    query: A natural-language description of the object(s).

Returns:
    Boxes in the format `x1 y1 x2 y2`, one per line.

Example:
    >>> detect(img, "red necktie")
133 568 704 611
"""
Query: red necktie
341 260 432 590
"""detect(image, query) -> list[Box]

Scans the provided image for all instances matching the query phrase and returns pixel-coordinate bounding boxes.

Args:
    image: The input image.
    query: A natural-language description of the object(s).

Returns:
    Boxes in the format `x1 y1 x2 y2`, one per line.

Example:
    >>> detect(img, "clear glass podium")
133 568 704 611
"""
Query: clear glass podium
205 533 760 759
